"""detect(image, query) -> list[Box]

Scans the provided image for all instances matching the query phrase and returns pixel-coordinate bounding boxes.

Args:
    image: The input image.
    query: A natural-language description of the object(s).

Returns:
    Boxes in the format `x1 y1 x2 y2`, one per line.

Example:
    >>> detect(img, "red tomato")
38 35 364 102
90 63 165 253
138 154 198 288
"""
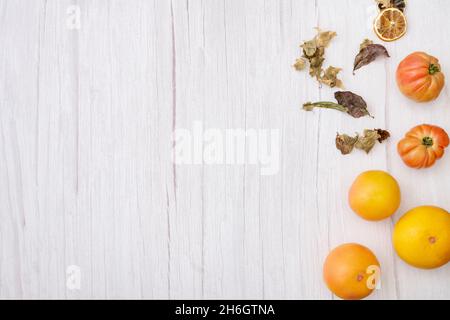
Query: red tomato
396 52 445 102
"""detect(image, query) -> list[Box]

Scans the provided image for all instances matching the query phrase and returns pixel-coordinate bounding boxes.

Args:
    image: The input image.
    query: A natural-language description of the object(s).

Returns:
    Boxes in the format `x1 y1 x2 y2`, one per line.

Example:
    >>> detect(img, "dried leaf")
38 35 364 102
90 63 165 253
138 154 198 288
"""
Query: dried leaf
309 56 325 78
293 58 306 71
376 0 406 12
376 0 392 10
392 0 406 11
353 43 390 74
294 28 343 88
355 130 380 153
319 66 344 88
335 129 390 155
334 91 372 118
301 39 317 57
314 28 337 48
375 128 391 143
336 133 358 155
360 39 373 51
303 91 372 118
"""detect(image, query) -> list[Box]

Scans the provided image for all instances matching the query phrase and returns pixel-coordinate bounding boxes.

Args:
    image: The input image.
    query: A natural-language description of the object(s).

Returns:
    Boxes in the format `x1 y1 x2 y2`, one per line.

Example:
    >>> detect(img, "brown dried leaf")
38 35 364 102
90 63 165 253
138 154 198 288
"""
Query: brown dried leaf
336 129 390 155
375 129 391 143
392 0 406 11
376 0 392 10
334 91 372 118
336 133 358 155
377 0 406 12
303 91 371 118
353 43 390 74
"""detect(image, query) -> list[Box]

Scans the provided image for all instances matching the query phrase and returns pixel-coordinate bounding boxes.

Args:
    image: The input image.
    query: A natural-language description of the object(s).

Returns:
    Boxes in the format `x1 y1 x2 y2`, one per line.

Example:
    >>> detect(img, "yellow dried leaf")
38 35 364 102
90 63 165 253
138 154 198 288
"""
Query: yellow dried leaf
319 66 343 88
301 39 317 57
354 130 381 154
314 28 337 48
360 38 374 51
293 58 306 71
335 129 390 155
294 28 343 88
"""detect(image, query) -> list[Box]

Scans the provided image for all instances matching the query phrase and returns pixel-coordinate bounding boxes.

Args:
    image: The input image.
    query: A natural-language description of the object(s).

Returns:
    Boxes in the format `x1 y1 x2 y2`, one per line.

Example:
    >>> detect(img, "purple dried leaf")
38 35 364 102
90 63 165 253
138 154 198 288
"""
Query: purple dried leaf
353 44 390 74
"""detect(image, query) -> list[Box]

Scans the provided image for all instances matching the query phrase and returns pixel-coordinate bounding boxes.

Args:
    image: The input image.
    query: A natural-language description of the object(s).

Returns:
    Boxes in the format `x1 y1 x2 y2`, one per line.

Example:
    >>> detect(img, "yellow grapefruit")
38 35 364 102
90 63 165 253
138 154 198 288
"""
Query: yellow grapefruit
393 206 450 269
349 170 401 221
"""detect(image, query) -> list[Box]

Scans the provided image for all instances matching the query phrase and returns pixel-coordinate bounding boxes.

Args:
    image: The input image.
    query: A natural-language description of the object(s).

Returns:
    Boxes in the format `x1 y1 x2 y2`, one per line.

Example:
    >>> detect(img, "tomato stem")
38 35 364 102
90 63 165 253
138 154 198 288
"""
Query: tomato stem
422 136 434 147
429 64 440 75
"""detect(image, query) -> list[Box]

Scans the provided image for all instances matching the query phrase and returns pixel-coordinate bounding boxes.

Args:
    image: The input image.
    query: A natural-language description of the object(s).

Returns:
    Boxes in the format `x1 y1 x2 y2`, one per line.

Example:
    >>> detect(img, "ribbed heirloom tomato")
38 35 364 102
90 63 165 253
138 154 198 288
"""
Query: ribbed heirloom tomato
398 124 449 169
396 52 445 102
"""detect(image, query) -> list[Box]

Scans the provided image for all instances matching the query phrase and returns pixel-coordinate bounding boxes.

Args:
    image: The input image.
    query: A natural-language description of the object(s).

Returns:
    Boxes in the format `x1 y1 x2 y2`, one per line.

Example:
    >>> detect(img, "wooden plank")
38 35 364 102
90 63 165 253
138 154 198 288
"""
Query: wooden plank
169 0 204 299
0 0 75 299
257 0 323 299
314 0 398 300
76 0 172 298
385 0 450 300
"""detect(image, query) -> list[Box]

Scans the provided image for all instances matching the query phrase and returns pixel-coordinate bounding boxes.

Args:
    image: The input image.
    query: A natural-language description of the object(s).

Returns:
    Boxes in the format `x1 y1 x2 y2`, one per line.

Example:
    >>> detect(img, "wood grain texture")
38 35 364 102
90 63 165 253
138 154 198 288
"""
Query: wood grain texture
0 0 449 299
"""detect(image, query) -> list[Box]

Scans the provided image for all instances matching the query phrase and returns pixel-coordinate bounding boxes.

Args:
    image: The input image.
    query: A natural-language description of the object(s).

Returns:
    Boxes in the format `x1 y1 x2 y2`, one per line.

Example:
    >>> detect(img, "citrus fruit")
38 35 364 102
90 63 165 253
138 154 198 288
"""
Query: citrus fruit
374 8 407 42
348 170 401 221
393 206 450 269
323 243 380 300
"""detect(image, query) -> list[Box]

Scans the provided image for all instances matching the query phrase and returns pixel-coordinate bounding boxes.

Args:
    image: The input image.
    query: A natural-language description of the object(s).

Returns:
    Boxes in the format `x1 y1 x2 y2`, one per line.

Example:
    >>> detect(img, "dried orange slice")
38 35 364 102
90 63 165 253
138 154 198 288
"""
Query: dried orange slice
374 8 407 42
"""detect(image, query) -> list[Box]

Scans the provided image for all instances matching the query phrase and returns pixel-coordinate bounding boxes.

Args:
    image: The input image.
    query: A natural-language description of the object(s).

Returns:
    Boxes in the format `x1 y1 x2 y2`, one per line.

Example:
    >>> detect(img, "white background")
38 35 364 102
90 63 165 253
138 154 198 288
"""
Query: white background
0 0 449 299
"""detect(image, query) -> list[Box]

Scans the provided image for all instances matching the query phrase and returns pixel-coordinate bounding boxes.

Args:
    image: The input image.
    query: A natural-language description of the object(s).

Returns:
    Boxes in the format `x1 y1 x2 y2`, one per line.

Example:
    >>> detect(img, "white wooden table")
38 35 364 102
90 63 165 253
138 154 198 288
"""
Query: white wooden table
0 0 449 299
